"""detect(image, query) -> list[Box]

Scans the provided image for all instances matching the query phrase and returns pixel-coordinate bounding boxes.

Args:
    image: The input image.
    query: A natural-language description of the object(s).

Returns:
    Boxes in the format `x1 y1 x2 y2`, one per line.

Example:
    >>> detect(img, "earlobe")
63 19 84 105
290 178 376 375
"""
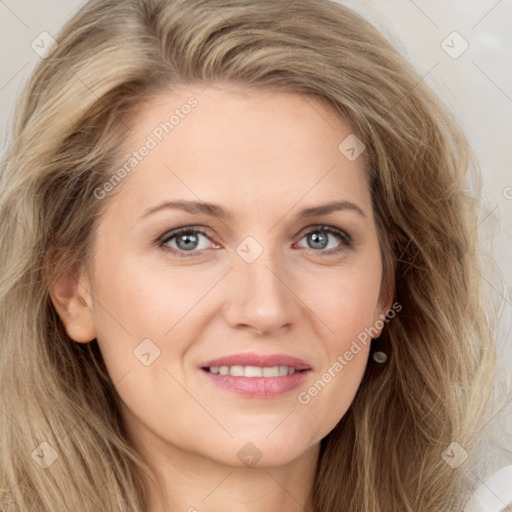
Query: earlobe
49 265 96 343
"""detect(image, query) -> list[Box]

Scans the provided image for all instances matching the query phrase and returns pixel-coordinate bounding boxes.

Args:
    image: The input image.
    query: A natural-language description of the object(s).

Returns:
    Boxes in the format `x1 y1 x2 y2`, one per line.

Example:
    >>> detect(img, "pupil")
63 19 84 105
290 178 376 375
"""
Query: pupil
177 233 197 250
309 231 328 249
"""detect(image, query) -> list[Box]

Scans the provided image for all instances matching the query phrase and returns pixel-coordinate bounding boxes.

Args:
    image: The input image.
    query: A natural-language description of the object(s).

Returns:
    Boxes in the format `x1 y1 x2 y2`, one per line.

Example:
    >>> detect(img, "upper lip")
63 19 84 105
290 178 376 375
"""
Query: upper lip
201 352 312 371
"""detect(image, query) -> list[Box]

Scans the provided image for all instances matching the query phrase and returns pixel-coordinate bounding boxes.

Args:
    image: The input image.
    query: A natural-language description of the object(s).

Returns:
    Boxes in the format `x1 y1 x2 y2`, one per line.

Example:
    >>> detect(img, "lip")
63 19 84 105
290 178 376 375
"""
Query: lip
201 371 310 398
199 352 312 398
200 352 312 371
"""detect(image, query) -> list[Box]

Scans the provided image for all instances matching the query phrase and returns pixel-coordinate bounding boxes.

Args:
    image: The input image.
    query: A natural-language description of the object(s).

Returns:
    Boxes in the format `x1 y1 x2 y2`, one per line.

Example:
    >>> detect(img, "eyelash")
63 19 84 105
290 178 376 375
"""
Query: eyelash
157 225 353 259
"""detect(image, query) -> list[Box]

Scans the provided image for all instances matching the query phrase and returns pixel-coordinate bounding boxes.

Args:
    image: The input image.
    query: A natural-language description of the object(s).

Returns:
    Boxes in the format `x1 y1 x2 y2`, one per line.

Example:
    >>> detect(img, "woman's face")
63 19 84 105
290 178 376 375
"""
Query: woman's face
63 84 391 468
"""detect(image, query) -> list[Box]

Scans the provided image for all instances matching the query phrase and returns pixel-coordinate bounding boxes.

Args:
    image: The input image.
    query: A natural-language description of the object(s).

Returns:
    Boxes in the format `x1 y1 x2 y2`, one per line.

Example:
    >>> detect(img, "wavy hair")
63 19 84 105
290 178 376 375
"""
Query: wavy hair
0 0 506 510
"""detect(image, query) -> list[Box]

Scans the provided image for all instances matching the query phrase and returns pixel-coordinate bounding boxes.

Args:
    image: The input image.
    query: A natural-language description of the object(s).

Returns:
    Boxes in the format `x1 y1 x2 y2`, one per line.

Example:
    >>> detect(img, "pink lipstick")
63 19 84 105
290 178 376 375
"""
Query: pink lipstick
200 352 312 398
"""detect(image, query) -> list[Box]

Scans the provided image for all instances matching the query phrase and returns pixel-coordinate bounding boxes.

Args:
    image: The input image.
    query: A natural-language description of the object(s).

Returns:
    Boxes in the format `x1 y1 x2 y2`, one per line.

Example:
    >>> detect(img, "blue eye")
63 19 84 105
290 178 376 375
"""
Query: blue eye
296 225 352 256
158 227 215 257
158 225 352 258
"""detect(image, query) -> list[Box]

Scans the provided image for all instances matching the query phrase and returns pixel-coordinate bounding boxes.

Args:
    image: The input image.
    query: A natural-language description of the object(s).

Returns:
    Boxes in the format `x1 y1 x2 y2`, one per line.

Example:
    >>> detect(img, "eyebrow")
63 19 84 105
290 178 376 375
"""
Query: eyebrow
139 199 366 220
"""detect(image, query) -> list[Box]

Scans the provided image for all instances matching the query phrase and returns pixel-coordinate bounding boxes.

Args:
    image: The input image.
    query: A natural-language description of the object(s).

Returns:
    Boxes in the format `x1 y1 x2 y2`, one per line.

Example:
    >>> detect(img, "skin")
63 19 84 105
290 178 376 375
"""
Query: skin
50 83 393 512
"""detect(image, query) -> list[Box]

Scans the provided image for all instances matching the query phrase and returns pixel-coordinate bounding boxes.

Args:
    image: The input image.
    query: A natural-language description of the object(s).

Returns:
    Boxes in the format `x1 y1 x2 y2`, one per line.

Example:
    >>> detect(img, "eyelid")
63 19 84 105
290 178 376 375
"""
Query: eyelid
158 226 218 250
158 224 215 242
295 224 352 245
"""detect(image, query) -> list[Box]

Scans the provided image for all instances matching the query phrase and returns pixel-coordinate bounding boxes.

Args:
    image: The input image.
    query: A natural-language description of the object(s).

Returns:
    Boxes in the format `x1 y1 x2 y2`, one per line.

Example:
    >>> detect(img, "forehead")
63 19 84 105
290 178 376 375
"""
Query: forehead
105 84 371 220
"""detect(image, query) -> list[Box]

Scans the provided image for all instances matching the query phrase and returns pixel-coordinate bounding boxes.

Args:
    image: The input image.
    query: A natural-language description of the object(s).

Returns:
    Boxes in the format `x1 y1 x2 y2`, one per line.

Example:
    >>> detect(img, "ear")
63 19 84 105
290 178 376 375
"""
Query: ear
371 263 396 338
49 263 97 343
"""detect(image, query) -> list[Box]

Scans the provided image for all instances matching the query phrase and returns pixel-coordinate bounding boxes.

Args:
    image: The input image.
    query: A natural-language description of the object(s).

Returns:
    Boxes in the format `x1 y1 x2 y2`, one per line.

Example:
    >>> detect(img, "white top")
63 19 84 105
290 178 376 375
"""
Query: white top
464 466 512 512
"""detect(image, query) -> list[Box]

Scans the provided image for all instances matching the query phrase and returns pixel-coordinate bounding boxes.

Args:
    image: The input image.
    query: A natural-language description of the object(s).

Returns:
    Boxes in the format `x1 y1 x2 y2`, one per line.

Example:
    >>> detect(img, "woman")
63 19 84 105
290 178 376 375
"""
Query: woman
0 0 509 510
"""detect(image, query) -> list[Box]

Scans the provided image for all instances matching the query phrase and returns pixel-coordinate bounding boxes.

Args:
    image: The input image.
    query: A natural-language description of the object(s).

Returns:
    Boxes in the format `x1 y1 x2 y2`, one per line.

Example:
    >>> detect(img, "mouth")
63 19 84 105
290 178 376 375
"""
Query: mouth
200 352 312 372
202 365 307 377
199 352 312 398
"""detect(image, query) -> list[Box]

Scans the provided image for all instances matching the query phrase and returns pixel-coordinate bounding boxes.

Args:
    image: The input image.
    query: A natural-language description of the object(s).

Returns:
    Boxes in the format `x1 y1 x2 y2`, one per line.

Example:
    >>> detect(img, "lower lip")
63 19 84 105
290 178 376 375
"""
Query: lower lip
201 369 310 398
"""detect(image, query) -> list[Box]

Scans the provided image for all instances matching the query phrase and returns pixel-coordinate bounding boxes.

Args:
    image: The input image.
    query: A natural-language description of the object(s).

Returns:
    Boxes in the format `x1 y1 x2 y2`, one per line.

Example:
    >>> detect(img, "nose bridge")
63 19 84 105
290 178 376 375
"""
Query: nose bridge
223 232 297 334
240 237 283 293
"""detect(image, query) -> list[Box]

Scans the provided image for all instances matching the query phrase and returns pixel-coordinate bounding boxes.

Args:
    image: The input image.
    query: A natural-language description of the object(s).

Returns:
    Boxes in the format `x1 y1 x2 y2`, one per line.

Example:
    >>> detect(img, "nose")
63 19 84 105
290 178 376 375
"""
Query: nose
222 241 300 337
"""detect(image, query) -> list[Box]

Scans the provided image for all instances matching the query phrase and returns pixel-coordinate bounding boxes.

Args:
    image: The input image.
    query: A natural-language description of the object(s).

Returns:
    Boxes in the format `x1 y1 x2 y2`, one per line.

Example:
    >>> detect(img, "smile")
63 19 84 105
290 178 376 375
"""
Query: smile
205 365 303 377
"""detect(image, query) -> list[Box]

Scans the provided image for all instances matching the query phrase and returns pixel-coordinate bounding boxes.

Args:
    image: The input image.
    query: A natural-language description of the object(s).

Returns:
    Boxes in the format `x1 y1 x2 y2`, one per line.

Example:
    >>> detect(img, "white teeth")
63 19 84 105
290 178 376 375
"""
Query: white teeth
230 365 245 376
207 365 300 377
244 366 262 377
262 366 279 377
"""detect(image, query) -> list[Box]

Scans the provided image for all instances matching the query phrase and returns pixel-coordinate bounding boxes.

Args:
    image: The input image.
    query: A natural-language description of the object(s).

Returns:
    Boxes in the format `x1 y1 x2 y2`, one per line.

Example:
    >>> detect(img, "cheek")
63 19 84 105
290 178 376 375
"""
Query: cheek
289 255 381 432
87 262 197 429
303 259 383 346
85 263 169 383
89 257 218 383
296 273 377 440
91 256 209 338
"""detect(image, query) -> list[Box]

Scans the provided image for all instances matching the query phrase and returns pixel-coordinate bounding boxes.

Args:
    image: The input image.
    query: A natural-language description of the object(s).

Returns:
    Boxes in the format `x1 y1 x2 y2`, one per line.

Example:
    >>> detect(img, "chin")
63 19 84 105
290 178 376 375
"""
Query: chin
208 432 319 470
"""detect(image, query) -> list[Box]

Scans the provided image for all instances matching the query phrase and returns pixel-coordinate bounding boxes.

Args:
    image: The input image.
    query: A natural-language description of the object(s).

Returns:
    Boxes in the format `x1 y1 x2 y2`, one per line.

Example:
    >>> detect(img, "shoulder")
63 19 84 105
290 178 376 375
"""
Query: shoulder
464 465 512 512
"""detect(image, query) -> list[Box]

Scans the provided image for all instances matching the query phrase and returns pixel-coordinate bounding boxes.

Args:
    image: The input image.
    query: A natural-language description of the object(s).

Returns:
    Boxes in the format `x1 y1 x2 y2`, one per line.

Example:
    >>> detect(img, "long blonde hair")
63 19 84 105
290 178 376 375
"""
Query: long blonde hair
0 0 505 510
